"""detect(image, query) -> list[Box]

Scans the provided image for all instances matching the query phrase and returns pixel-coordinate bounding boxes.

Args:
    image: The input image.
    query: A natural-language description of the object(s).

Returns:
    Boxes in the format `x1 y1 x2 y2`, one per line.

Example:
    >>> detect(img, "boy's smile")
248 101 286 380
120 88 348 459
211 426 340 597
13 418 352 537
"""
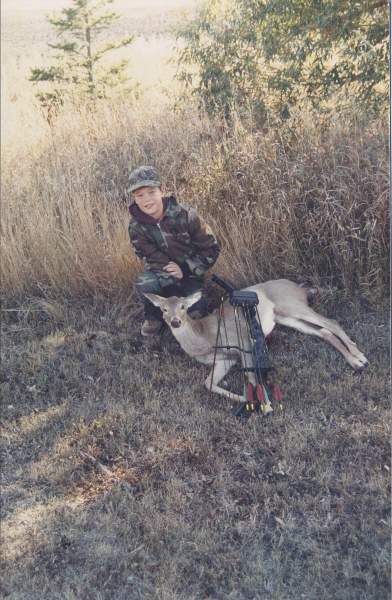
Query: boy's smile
133 186 164 220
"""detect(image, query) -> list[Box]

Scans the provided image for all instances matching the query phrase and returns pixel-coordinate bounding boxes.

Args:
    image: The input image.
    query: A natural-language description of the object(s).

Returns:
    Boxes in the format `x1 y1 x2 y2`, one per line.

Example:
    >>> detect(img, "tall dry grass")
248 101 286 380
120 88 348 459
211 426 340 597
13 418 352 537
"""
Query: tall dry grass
1 98 389 303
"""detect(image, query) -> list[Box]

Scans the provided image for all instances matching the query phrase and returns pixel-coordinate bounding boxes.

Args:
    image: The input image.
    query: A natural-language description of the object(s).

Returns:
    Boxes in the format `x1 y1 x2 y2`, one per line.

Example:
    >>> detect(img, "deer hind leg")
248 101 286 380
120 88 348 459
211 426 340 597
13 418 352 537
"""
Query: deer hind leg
276 315 368 370
304 309 368 369
205 358 245 402
293 307 367 363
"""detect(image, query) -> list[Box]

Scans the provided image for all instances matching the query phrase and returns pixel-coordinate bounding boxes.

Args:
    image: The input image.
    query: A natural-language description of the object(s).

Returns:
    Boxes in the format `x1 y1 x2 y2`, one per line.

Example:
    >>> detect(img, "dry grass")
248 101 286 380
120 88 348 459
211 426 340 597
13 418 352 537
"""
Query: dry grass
1 296 390 599
188 112 389 295
1 100 389 302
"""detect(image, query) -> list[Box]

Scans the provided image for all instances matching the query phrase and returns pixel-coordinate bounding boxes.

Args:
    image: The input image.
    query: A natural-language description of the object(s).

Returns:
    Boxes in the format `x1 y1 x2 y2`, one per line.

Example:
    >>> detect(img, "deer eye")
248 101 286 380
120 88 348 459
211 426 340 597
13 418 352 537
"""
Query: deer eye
180 304 185 310
163 308 168 313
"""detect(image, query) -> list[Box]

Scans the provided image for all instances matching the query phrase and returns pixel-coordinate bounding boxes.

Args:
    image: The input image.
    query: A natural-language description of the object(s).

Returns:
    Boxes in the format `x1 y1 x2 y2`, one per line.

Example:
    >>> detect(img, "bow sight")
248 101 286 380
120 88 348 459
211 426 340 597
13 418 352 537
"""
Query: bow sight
211 274 283 418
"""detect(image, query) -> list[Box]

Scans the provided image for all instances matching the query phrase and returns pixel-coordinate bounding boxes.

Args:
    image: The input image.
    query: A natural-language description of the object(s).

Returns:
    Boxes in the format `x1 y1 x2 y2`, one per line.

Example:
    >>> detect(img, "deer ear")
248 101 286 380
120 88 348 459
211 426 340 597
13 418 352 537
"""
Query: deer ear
143 293 165 308
184 291 202 309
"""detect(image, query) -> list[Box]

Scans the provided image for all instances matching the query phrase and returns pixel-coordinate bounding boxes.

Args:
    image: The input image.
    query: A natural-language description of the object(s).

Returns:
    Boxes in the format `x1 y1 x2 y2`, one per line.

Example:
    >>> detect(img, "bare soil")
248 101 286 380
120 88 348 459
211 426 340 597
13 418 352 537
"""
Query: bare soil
1 296 390 600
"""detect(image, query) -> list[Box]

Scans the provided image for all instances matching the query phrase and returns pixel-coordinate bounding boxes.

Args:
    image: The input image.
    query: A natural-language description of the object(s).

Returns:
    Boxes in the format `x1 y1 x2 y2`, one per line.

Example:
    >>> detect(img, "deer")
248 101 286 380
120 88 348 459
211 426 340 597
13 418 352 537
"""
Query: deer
144 279 368 403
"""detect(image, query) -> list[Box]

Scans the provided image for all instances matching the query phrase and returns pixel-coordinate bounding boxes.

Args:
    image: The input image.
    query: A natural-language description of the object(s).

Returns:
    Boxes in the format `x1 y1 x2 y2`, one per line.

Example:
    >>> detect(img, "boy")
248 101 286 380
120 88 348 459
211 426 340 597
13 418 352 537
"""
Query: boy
128 165 221 336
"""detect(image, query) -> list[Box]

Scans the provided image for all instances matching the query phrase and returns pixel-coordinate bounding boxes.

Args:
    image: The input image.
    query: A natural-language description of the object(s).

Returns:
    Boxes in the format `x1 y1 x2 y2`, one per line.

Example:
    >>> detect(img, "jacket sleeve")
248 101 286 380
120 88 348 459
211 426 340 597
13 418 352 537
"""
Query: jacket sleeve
128 222 170 271
184 208 220 277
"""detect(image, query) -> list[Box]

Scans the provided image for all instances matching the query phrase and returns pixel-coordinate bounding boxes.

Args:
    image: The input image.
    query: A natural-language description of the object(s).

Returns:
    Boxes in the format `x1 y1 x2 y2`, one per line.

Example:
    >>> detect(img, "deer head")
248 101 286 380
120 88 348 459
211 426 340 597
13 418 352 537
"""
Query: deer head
144 292 202 329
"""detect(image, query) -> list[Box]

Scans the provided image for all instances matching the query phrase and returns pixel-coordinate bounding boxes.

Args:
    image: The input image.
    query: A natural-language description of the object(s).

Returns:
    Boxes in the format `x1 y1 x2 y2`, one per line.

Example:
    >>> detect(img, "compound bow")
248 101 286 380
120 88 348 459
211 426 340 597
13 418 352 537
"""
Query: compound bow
211 274 283 418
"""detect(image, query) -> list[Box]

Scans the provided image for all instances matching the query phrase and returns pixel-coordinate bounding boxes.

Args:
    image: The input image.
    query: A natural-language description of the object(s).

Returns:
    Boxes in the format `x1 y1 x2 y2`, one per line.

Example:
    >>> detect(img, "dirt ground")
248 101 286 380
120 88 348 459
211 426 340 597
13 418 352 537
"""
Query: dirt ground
1 295 390 600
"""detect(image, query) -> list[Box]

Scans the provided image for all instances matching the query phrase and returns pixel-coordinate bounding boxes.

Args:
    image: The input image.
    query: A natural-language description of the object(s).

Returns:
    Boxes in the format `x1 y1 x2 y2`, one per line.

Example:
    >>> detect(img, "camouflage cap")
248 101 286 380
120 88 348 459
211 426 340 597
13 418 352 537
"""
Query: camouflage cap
128 165 161 193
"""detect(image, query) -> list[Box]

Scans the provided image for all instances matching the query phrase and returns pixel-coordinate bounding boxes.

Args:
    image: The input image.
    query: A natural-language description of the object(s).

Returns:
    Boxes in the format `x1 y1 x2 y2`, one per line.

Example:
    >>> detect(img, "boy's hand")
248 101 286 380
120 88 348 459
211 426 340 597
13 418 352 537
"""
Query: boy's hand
163 261 183 279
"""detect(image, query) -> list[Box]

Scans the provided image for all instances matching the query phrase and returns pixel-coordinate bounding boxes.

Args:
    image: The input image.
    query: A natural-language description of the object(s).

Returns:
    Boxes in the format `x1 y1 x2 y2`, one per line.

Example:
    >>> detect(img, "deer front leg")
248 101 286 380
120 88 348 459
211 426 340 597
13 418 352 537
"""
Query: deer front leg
205 359 244 402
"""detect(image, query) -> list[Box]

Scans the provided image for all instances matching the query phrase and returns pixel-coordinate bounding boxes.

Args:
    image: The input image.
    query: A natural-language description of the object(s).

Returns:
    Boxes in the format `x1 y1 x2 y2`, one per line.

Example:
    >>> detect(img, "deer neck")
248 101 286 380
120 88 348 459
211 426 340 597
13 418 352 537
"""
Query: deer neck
171 315 216 358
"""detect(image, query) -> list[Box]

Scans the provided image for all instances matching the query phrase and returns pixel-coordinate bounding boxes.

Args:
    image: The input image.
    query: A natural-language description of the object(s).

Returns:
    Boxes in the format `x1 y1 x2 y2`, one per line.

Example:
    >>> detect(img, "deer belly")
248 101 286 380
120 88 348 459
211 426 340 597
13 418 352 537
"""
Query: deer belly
194 353 215 365
261 310 275 337
257 297 276 337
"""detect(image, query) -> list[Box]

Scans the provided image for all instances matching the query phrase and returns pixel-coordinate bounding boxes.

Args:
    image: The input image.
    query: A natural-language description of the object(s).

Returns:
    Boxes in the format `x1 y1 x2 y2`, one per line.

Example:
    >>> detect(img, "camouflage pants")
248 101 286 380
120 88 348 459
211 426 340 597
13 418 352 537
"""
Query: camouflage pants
135 270 208 321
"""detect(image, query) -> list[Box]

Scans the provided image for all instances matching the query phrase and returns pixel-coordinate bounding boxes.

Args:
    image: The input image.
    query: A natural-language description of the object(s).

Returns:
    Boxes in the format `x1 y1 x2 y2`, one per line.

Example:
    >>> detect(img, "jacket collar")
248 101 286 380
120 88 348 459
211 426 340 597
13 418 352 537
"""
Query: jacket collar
129 194 180 225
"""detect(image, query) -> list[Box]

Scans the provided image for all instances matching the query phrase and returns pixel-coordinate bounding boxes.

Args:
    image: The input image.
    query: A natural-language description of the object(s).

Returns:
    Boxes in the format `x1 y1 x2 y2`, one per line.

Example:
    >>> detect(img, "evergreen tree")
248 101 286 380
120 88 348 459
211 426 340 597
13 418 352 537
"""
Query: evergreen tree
30 0 137 111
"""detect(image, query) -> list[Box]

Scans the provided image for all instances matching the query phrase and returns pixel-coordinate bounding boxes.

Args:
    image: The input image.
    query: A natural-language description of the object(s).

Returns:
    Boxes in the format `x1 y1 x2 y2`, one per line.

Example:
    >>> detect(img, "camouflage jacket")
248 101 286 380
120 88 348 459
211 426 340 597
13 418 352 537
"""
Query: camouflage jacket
128 195 220 278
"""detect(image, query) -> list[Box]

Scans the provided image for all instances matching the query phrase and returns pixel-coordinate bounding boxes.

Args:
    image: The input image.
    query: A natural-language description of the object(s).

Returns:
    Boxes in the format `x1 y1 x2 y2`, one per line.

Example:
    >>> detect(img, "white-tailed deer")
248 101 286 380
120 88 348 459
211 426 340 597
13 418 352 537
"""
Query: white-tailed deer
145 279 368 402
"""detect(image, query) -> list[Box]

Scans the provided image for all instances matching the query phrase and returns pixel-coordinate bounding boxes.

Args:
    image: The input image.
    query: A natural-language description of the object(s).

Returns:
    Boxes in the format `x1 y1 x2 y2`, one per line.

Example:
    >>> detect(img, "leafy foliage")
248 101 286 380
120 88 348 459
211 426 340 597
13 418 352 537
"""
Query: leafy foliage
247 0 389 115
175 0 388 120
175 0 266 123
30 0 138 112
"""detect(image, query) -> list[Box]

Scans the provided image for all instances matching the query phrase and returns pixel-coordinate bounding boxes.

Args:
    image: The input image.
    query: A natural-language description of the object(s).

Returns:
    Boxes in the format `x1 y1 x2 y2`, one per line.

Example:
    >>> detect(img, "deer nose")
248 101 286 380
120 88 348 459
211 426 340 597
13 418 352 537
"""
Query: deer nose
171 318 182 328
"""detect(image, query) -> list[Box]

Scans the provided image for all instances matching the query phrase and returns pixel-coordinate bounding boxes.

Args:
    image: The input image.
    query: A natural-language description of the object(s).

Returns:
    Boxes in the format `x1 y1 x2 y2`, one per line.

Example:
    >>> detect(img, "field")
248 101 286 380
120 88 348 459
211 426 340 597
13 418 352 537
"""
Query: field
1 296 390 599
1 0 195 148
1 1 390 599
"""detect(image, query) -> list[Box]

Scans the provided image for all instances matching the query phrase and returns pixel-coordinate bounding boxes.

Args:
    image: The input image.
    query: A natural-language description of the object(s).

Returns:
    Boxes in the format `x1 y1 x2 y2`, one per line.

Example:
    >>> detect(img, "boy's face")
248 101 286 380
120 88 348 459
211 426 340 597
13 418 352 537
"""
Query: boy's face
133 186 163 219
